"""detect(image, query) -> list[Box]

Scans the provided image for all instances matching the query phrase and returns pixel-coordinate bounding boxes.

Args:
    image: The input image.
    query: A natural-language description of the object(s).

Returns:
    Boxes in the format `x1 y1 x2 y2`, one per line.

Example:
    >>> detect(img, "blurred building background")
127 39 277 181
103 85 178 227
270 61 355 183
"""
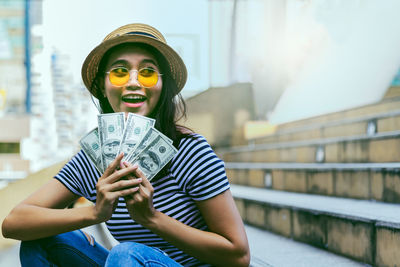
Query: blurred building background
1 0 400 266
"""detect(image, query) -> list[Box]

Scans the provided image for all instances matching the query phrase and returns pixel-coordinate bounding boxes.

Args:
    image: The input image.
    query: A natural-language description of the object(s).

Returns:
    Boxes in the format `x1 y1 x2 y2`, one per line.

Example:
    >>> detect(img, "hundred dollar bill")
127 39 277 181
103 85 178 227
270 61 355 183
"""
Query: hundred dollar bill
119 113 155 161
98 112 125 171
131 135 178 181
125 127 173 164
125 127 160 164
79 127 103 172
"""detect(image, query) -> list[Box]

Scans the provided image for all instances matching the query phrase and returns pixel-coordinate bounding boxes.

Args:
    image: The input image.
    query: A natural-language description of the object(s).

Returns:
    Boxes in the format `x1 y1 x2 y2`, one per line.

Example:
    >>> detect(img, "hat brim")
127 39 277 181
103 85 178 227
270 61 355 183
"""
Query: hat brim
81 35 187 99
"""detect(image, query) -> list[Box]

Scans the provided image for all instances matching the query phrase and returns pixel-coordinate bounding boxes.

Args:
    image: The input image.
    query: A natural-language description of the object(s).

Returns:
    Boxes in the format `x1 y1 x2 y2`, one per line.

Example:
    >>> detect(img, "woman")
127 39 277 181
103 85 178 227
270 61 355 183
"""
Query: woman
2 23 250 266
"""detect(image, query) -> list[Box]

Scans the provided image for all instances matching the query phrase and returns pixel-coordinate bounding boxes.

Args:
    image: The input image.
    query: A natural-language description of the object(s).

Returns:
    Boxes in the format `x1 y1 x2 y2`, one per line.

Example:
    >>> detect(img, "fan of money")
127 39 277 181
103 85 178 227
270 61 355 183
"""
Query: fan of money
79 113 177 181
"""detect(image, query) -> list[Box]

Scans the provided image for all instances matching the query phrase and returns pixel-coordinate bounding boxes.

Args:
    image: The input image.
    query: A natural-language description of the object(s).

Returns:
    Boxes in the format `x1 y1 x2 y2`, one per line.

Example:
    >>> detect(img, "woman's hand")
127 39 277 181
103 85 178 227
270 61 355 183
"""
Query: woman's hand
94 153 143 223
121 162 157 226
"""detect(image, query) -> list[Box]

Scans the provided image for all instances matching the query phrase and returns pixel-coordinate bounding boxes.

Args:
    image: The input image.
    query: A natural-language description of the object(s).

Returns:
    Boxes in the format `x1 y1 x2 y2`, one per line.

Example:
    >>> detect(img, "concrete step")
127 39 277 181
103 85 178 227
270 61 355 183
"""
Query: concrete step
251 109 400 145
384 86 400 99
231 185 400 266
245 225 364 267
273 97 400 132
219 131 400 163
225 162 400 203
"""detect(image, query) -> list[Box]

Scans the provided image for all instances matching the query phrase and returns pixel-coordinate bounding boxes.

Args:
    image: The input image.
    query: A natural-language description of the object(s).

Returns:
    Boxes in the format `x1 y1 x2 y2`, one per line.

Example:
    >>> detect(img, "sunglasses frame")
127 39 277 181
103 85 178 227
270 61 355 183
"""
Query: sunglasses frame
105 66 163 88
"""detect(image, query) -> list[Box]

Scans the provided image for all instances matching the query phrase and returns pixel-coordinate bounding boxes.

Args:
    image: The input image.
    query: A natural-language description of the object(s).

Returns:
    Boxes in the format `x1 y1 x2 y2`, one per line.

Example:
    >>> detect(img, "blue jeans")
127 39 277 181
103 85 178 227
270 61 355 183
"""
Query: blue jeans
20 230 183 267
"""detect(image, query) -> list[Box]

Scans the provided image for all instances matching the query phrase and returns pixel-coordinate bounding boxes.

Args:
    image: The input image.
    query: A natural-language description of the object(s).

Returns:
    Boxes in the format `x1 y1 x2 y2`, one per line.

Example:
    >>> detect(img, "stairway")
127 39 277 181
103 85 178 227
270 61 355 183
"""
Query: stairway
219 87 400 266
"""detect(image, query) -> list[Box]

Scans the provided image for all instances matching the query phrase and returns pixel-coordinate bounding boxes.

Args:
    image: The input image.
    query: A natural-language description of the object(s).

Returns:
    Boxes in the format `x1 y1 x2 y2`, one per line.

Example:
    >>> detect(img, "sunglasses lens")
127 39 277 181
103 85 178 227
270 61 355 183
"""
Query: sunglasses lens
109 67 129 86
138 68 158 87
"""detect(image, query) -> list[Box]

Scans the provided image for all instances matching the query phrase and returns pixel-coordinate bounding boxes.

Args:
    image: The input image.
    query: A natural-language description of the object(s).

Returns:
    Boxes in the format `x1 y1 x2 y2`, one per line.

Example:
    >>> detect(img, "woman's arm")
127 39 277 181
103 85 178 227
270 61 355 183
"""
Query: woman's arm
2 179 94 240
124 167 250 267
2 154 142 241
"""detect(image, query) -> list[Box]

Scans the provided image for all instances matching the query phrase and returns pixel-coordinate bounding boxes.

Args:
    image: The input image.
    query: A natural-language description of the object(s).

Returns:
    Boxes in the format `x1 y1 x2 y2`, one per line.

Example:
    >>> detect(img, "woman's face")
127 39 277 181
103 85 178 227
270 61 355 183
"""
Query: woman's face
103 45 162 117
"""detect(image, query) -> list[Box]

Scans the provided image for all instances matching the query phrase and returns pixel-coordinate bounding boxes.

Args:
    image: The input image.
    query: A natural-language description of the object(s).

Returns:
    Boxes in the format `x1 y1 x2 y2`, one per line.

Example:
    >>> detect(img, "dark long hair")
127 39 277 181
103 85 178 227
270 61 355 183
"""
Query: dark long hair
90 43 191 148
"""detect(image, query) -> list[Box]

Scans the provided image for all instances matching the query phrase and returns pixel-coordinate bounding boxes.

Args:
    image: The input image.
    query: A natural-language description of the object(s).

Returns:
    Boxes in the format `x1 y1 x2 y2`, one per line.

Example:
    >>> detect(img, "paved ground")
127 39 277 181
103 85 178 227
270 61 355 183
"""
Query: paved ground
0 244 19 267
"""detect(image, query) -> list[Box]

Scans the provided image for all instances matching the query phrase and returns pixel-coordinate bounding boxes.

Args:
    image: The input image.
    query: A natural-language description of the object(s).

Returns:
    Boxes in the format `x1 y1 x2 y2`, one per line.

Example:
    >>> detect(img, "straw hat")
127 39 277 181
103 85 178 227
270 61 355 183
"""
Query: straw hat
81 23 187 99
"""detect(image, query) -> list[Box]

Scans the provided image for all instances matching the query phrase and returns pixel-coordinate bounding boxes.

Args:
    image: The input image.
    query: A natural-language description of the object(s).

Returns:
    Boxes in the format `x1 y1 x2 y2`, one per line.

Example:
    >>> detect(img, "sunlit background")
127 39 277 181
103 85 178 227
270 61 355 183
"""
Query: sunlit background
1 0 400 265
1 0 399 171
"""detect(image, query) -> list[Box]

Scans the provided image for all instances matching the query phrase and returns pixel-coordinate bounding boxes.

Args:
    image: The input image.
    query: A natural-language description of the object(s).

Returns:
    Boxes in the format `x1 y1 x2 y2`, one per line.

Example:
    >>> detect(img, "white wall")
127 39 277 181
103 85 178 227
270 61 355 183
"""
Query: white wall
269 0 400 123
42 0 400 124
43 0 210 97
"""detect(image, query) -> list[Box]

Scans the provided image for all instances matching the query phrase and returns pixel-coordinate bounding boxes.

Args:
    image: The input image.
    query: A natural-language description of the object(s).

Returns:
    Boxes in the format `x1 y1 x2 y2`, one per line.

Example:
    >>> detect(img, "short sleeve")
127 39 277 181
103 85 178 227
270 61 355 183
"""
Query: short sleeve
54 150 100 200
171 134 230 201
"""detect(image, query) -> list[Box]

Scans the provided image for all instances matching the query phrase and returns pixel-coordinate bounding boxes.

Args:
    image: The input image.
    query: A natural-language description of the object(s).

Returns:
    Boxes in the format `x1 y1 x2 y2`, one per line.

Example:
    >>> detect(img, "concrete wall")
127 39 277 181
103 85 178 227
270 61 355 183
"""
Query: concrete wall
182 83 255 147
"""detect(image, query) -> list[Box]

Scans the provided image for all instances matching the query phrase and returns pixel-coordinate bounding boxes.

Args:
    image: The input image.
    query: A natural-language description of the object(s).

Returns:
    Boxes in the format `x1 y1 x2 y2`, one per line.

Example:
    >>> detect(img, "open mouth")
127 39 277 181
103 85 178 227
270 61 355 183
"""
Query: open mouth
122 95 147 103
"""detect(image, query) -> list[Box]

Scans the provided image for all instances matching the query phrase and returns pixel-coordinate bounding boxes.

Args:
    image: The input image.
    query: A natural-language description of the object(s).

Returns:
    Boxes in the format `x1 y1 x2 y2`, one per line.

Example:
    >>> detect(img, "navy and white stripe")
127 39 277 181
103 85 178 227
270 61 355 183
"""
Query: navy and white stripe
55 134 230 266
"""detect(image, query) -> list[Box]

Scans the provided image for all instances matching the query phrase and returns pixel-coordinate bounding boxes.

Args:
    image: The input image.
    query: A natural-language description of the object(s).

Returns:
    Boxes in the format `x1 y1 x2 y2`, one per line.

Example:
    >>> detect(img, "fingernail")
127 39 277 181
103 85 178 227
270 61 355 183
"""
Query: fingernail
137 178 142 182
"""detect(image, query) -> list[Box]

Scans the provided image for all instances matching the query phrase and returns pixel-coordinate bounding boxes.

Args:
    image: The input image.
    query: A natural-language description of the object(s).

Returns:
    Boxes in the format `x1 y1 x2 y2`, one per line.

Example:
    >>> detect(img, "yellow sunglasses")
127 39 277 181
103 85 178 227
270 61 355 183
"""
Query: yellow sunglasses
106 67 162 88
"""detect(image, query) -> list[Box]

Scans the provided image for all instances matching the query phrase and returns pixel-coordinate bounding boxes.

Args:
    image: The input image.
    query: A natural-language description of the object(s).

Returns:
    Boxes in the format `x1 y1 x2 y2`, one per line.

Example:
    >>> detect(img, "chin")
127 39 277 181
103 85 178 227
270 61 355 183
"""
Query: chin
134 110 147 116
132 110 149 117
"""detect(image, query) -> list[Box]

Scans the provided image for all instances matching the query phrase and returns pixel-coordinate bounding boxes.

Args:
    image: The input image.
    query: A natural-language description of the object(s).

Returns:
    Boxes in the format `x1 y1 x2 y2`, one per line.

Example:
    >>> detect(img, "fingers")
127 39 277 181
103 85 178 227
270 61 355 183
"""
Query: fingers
129 182 153 204
97 157 141 197
104 165 139 184
122 173 150 203
102 153 124 178
97 177 139 193
124 185 145 203
119 162 154 207
122 162 149 183
113 186 140 198
122 163 153 196
97 179 140 203
120 161 138 181
136 168 152 188
107 178 142 192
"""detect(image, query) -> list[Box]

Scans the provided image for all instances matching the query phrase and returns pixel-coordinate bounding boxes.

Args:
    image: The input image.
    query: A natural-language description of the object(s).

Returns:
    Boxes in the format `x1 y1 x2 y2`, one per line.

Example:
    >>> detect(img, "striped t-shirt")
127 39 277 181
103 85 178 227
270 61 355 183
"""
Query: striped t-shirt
55 133 230 266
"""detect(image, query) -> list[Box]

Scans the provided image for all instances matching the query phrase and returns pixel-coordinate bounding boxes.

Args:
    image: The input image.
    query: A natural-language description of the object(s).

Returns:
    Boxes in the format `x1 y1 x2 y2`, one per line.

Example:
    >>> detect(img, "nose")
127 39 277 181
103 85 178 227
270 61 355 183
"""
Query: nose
126 70 141 88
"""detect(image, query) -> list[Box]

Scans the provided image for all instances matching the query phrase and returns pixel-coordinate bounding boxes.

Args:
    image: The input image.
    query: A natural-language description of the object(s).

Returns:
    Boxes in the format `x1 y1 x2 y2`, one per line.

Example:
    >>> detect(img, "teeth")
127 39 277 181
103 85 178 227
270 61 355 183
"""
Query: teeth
122 95 146 103
123 95 145 99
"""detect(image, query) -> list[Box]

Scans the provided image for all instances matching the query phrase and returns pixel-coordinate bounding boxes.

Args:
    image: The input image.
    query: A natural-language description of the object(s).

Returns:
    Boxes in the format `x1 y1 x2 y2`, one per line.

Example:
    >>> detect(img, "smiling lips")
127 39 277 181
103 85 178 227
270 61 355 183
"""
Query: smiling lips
122 94 147 108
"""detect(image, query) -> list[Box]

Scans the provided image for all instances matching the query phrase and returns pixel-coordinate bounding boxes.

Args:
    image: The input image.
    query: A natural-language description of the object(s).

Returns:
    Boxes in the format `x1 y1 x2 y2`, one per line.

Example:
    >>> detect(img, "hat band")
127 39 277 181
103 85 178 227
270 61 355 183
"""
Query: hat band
126 31 158 39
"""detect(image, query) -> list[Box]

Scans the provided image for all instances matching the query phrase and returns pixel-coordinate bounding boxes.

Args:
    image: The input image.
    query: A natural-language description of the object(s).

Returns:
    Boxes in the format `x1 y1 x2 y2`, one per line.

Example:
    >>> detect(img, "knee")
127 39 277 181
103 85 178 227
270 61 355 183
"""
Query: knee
20 230 82 252
20 239 40 253
50 230 83 244
20 239 47 263
107 242 146 264
19 234 61 252
109 242 147 256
